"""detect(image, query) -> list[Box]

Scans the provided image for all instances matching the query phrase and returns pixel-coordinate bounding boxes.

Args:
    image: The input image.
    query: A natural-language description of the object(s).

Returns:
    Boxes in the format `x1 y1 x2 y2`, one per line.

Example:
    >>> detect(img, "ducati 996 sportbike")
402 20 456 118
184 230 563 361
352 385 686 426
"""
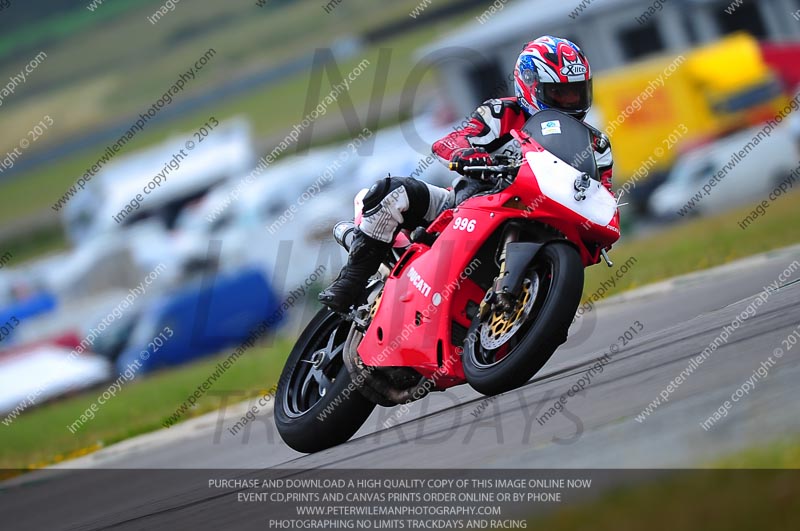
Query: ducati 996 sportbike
275 110 621 453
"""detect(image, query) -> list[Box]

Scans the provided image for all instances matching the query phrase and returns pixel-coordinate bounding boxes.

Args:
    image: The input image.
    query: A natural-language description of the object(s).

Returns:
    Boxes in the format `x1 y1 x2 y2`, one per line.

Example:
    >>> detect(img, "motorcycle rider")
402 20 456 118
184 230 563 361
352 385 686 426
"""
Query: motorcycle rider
319 36 613 313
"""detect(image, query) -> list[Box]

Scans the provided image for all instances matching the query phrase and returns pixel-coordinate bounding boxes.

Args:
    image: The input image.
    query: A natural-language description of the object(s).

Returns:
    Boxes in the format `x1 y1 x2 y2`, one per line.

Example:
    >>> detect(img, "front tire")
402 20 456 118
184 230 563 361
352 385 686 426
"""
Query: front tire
463 242 584 395
275 308 375 453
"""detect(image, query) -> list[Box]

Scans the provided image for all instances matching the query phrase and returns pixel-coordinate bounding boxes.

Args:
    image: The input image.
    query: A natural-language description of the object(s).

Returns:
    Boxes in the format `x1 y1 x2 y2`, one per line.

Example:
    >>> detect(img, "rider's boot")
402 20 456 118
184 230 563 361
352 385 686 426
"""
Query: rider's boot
319 228 391 313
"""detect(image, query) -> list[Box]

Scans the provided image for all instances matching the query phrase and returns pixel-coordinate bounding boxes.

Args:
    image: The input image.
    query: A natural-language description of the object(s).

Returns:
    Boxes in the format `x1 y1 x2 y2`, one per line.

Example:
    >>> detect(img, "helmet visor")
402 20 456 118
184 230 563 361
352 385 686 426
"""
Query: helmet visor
537 79 593 113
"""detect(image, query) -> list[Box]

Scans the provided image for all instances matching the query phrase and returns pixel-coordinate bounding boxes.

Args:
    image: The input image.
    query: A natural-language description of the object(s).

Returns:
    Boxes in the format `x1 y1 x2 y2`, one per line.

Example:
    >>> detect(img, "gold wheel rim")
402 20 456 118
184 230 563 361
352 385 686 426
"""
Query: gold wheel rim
479 275 538 351
369 290 383 319
486 283 532 339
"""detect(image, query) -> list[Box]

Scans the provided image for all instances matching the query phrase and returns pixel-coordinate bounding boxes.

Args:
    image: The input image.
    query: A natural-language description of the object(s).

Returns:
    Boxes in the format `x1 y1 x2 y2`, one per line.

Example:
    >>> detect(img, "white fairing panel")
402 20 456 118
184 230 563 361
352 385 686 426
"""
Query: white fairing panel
525 150 617 227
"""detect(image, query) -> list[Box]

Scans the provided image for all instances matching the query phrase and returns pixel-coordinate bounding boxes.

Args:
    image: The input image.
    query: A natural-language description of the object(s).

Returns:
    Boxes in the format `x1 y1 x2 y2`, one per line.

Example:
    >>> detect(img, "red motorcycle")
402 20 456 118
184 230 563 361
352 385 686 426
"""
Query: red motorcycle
275 110 620 453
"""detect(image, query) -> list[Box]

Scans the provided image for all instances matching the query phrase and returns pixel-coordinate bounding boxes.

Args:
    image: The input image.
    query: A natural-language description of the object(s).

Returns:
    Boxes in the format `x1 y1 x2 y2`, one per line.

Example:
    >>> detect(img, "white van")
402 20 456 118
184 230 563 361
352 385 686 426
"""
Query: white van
648 121 798 218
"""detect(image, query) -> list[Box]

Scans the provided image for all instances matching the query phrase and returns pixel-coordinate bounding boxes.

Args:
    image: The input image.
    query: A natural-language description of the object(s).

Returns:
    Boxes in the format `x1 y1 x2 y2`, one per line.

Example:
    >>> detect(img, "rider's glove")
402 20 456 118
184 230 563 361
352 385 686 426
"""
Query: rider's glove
448 148 494 180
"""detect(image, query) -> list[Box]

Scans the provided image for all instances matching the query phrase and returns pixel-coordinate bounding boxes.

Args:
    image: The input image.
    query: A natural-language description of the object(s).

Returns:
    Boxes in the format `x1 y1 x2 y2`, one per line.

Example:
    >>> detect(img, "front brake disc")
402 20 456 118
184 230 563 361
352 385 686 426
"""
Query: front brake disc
479 275 538 350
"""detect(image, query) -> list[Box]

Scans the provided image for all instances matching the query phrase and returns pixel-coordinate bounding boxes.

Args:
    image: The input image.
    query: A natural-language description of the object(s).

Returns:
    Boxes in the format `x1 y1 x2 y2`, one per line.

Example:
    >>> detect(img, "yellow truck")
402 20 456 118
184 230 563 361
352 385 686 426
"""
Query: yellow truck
593 33 789 180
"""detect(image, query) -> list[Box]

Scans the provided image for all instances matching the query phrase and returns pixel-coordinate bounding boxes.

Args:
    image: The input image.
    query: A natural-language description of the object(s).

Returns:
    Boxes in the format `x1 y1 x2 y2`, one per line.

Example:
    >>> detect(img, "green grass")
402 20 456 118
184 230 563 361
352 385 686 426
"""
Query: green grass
0 12 457 227
524 439 800 531
712 438 800 468
1 0 465 158
581 191 800 302
0 0 151 58
0 338 292 471
0 224 69 265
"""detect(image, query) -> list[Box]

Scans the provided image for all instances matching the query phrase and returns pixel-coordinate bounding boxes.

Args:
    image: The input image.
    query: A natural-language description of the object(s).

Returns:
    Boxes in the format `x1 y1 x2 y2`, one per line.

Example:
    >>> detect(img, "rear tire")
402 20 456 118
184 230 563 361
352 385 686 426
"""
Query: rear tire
275 308 375 453
463 242 584 395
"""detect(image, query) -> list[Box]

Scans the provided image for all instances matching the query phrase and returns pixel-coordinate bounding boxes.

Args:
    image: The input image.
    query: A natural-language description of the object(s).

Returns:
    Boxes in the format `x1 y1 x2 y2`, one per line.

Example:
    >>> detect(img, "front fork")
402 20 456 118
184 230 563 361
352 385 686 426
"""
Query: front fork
479 226 543 318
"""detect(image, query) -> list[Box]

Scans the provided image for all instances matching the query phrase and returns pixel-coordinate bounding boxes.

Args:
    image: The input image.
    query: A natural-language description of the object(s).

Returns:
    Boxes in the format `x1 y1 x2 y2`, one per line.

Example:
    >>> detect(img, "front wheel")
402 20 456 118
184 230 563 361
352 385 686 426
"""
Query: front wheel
463 241 584 395
275 308 375 453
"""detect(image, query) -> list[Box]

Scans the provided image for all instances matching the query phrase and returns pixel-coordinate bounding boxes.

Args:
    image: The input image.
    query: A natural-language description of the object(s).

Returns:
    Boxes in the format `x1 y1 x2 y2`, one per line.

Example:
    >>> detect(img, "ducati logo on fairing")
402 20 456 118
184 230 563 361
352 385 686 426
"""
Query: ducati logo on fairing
406 266 431 297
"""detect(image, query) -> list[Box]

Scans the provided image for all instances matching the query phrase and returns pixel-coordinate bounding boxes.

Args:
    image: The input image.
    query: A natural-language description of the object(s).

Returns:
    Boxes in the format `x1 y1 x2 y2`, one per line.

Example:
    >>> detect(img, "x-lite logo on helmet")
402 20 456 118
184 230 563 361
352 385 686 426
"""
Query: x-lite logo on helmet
560 57 588 77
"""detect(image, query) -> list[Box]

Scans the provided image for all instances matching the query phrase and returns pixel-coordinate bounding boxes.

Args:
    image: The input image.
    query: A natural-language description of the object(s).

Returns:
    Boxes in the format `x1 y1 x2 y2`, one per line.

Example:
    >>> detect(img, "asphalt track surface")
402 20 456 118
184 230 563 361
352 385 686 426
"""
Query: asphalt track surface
3 245 800 529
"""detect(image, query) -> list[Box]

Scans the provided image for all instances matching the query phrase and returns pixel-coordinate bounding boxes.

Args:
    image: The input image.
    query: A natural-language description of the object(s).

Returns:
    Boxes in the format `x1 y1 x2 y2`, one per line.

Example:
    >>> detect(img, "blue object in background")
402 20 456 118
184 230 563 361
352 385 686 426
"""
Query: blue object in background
0 292 57 347
116 267 282 374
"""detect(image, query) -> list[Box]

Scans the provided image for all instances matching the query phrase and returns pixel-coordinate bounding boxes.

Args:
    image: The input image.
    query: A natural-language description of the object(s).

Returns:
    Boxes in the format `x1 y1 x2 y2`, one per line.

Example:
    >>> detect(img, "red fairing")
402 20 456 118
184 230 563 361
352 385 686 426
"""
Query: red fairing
359 126 621 386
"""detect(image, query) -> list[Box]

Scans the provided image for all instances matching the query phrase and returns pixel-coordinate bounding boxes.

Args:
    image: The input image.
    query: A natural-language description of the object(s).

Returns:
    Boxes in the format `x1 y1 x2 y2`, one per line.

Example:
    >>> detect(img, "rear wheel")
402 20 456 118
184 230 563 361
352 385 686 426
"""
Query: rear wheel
275 308 375 453
463 242 584 395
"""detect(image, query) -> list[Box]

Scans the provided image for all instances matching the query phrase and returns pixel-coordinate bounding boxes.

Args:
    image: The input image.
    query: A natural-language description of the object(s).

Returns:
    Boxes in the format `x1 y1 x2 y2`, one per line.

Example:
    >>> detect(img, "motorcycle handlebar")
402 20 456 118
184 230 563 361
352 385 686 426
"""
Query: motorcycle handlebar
448 163 516 174
461 165 511 173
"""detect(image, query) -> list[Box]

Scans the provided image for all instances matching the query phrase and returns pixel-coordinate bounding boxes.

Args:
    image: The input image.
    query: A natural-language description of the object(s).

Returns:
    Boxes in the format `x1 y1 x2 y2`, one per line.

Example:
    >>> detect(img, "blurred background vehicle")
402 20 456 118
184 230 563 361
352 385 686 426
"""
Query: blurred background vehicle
61 117 257 245
113 266 282 375
649 120 799 218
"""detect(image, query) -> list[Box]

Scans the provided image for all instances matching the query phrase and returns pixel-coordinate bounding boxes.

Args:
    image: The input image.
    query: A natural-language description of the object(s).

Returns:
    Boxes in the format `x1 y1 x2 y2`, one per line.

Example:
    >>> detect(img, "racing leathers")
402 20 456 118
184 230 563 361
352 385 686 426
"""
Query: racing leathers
318 97 614 312
433 97 613 191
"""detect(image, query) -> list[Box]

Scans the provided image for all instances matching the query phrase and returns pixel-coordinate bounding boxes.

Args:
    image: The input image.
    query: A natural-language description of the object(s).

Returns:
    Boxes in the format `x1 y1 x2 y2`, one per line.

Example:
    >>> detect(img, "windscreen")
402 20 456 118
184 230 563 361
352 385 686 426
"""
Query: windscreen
522 109 599 181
